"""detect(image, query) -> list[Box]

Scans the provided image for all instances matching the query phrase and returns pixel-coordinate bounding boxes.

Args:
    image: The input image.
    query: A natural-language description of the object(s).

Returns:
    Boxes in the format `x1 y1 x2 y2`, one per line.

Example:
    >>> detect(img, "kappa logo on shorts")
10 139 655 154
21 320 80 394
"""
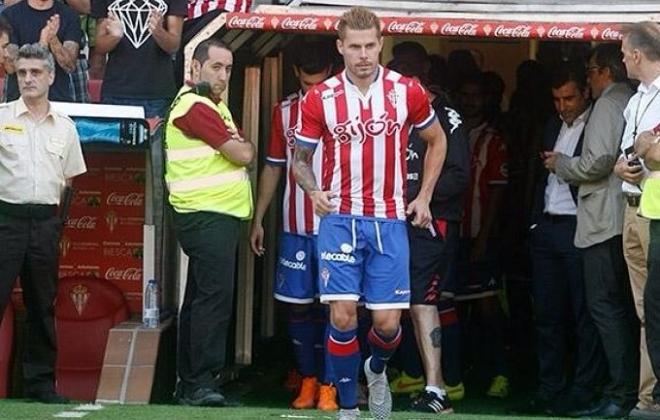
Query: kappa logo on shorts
394 289 411 296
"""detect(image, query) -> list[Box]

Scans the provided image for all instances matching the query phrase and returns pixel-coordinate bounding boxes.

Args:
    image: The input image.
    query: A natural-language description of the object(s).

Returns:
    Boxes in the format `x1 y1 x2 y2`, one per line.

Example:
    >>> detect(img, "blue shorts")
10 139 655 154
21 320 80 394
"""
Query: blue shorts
274 232 318 304
317 214 410 310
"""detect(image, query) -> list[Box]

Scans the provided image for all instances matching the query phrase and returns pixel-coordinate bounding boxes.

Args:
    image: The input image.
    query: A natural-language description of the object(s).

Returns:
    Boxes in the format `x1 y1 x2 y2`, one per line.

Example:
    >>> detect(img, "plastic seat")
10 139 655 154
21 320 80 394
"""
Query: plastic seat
55 276 129 401
0 302 14 398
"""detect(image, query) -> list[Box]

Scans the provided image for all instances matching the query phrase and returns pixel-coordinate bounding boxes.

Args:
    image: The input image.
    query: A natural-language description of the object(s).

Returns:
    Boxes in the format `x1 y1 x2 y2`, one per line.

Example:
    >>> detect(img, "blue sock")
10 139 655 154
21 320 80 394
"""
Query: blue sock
321 318 336 384
313 306 329 382
368 326 402 374
288 307 316 377
328 324 360 409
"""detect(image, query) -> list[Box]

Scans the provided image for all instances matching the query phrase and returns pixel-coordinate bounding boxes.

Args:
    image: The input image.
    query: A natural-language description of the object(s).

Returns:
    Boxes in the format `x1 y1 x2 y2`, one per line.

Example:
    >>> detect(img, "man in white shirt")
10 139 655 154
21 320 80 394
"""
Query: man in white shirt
616 21 660 419
0 44 86 403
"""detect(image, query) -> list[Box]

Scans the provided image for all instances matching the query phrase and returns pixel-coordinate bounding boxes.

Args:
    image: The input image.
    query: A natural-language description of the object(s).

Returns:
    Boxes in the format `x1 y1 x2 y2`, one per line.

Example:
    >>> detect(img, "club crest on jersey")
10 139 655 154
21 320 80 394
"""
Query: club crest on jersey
285 126 298 148
386 89 399 107
332 113 402 144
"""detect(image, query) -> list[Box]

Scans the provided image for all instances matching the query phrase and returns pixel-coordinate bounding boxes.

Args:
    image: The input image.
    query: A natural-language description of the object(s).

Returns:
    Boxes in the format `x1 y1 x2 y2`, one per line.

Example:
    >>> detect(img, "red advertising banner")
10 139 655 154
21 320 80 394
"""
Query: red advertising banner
59 151 146 314
226 12 623 41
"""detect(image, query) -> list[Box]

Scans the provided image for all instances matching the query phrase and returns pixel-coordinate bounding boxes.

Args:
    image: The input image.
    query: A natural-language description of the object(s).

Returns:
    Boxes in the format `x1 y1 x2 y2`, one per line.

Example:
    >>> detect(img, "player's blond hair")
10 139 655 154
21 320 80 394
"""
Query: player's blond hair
337 6 381 39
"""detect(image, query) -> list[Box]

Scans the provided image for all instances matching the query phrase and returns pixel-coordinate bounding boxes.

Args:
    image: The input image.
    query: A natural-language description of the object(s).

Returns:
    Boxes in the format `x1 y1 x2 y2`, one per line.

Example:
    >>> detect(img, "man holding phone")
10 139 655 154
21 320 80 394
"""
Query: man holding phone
614 22 660 418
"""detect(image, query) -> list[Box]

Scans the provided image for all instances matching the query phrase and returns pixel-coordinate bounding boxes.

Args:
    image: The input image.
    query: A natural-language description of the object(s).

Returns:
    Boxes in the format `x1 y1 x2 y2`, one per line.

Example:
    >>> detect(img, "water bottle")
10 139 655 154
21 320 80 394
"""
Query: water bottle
143 279 159 328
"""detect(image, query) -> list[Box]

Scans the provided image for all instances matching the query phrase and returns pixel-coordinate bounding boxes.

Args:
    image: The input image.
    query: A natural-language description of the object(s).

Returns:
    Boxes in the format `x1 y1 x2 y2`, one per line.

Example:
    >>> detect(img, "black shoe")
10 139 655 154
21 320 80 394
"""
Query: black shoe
410 390 454 414
568 398 633 418
26 391 70 404
178 387 226 407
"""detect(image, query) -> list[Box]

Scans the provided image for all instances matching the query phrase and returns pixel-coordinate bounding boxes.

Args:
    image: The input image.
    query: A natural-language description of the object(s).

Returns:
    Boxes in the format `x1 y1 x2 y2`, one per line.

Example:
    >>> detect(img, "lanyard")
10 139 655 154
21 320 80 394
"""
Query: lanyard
633 89 660 139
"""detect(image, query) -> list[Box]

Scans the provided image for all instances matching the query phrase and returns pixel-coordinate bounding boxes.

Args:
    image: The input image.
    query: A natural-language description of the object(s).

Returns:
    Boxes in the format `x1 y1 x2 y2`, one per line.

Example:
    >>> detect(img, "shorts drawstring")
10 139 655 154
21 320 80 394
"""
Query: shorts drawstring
351 218 357 250
374 220 384 254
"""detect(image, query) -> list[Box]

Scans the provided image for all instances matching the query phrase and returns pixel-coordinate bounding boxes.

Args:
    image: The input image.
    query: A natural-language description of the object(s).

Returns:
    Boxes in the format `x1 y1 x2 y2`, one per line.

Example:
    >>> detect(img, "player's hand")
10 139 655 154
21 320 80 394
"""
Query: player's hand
106 12 124 39
309 190 336 217
250 223 265 256
228 127 246 143
614 156 644 184
406 197 431 228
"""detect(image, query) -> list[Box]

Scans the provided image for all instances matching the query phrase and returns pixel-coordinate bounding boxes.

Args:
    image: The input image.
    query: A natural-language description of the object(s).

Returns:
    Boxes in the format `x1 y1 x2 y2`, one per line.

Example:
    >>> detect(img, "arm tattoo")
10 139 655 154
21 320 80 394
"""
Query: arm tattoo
292 146 320 193
430 327 442 348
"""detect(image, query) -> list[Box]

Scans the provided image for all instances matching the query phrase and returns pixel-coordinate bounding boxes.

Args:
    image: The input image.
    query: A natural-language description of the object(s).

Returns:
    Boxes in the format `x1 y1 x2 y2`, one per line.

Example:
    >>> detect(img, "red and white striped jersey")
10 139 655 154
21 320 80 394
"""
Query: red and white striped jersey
187 0 251 20
296 67 435 220
267 92 323 236
463 122 508 238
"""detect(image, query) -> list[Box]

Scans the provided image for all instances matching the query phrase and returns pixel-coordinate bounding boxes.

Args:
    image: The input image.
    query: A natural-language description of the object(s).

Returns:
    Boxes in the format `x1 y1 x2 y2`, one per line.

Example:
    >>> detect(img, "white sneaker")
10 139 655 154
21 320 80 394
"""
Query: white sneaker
337 407 360 419
364 356 392 420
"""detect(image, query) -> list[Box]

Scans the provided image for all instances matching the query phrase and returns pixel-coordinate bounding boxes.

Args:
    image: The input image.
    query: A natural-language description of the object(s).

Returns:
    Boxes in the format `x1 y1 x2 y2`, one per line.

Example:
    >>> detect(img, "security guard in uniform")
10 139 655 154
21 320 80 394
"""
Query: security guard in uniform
0 44 86 403
165 38 254 407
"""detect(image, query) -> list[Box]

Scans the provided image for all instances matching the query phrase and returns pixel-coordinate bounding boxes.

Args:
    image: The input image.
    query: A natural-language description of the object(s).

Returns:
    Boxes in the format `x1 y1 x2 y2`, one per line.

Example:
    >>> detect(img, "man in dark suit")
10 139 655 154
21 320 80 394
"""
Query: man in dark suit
545 45 637 418
525 62 606 415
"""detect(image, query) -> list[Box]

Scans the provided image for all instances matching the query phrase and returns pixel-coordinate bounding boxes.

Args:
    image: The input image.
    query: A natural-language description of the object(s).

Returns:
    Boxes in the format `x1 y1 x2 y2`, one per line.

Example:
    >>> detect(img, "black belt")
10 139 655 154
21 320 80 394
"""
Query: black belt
0 200 57 220
543 213 576 223
626 194 641 207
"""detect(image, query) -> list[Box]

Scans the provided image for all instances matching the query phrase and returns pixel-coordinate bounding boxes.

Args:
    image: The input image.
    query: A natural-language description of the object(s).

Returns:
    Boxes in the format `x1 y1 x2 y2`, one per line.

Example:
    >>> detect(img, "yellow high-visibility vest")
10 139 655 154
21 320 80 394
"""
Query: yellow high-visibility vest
164 86 252 219
640 172 660 220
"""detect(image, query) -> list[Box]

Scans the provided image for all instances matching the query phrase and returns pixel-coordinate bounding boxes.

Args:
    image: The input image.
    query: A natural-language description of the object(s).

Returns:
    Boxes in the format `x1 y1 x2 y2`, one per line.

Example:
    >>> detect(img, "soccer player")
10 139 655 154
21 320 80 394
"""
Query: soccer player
249 40 337 411
293 7 447 420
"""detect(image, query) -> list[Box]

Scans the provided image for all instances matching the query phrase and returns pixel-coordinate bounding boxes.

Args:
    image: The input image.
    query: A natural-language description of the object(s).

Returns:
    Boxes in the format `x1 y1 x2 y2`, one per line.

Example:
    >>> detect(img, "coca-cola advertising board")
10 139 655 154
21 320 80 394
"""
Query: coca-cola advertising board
226 12 622 41
59 151 146 314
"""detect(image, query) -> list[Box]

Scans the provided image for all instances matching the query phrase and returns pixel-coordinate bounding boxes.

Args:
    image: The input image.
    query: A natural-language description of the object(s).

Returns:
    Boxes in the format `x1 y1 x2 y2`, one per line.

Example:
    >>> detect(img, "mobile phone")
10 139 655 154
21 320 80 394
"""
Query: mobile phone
624 145 642 167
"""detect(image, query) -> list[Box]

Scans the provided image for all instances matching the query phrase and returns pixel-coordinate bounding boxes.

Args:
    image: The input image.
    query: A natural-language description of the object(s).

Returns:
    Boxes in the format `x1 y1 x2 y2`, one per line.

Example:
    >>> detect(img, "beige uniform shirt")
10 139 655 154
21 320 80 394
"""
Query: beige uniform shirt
0 98 86 205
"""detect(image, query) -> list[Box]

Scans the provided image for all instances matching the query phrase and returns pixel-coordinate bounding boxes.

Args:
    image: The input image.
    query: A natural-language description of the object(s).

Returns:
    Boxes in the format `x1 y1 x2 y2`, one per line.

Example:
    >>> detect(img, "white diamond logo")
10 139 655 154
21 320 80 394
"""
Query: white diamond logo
108 0 168 49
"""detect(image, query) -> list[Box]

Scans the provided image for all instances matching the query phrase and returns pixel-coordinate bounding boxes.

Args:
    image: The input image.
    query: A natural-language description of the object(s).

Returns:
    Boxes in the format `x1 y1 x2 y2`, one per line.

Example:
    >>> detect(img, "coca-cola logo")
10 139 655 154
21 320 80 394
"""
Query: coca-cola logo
601 27 622 40
387 20 425 34
105 267 142 281
66 216 97 230
494 24 531 38
228 15 266 29
281 17 318 31
440 22 478 37
106 192 144 207
547 26 585 39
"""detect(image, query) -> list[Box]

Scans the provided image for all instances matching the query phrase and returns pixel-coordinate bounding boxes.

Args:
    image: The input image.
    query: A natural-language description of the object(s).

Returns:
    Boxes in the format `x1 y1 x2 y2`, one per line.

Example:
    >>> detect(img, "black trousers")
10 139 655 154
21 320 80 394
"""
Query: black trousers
583 235 639 407
645 220 660 402
174 211 240 395
531 217 606 398
0 212 62 395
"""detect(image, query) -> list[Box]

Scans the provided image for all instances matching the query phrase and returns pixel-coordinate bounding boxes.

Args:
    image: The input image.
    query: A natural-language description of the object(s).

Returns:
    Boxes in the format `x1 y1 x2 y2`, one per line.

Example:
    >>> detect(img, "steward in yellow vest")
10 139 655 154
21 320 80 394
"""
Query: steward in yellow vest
167 39 254 407
165 85 253 218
